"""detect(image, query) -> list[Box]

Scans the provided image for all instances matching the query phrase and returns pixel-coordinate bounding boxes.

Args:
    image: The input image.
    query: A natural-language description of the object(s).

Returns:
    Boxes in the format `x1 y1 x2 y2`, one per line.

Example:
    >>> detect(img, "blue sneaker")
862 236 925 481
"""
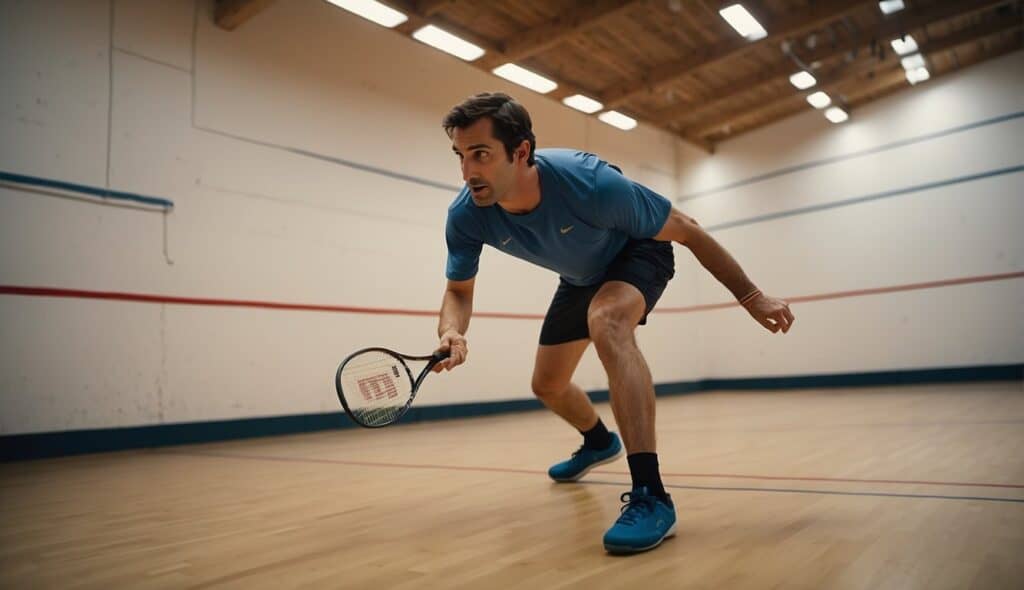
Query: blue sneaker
602 487 677 554
547 432 624 482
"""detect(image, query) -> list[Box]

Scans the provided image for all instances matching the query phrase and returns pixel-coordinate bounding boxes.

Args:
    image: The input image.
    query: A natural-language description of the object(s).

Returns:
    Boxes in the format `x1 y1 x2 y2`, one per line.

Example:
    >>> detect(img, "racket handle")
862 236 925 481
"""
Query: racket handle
432 350 452 362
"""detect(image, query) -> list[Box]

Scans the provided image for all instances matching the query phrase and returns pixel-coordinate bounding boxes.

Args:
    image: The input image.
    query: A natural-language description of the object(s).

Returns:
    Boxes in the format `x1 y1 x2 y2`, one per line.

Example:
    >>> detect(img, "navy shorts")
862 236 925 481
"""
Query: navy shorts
539 239 675 345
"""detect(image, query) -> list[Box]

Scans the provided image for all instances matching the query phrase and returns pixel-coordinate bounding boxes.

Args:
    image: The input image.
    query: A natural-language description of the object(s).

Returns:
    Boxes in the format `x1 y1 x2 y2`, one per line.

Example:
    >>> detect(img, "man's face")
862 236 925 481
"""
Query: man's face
451 117 518 207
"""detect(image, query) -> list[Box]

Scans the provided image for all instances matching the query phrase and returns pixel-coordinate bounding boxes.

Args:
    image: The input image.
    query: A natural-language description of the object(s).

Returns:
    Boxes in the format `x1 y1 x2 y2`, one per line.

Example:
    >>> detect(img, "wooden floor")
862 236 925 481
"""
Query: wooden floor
2 382 1023 589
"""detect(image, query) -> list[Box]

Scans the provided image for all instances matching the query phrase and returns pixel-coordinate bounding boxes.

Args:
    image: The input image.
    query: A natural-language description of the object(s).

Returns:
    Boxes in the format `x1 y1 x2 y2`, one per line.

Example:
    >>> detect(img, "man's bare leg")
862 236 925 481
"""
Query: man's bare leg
531 339 597 431
587 281 655 453
536 337 624 483
587 281 675 554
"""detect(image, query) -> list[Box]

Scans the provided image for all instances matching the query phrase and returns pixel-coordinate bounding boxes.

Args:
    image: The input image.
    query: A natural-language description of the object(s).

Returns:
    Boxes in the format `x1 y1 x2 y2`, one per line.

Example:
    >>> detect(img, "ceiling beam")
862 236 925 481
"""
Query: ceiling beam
677 133 716 154
564 36 642 81
392 3 505 58
389 4 588 100
842 38 1023 112
378 0 712 154
716 36 1022 142
655 0 1016 126
597 0 874 109
690 18 1024 139
476 0 643 70
214 0 278 31
692 55 893 137
416 0 458 17
381 0 713 153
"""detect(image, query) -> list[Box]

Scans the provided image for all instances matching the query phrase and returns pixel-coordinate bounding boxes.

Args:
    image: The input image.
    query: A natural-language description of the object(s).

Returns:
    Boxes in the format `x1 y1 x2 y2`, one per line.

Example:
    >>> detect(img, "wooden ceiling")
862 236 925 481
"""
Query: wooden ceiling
217 0 1024 152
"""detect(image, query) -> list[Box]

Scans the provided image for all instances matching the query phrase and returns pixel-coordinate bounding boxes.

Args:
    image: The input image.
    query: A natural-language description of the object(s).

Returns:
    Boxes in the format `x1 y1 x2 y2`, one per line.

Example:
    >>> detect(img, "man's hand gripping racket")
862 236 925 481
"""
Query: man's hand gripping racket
432 329 468 372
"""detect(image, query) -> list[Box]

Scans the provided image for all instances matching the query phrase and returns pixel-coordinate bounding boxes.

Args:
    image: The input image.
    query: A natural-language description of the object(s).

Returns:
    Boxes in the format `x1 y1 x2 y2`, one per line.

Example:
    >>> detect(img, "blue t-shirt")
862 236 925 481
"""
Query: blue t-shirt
445 148 672 286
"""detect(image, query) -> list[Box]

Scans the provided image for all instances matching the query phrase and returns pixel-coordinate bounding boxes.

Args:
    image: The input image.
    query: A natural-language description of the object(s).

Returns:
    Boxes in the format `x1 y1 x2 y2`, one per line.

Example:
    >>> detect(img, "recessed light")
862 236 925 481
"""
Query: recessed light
806 91 831 109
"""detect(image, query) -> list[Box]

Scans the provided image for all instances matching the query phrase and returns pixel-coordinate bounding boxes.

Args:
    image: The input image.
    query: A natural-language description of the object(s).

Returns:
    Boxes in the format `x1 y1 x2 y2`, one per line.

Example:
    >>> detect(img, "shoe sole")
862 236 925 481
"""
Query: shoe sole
550 446 625 483
603 523 677 555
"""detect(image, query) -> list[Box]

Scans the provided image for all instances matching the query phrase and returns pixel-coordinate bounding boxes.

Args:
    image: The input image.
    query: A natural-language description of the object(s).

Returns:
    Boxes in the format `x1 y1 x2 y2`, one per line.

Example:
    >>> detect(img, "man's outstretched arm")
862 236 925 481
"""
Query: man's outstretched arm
434 277 475 371
653 208 795 334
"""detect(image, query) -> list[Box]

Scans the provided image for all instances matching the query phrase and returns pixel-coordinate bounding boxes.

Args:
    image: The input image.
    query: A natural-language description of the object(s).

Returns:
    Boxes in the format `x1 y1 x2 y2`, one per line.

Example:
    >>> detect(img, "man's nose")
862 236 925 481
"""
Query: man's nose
461 160 474 182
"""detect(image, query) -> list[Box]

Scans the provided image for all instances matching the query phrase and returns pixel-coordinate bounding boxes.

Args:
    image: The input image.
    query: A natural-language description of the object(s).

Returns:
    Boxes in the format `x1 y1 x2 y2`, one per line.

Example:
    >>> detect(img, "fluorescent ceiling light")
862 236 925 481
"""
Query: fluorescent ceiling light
890 35 918 56
906 67 930 85
492 63 557 94
878 0 905 15
719 4 768 41
806 91 831 109
824 106 849 123
789 71 817 90
325 0 407 28
901 53 926 70
562 94 603 114
598 111 638 131
412 25 484 61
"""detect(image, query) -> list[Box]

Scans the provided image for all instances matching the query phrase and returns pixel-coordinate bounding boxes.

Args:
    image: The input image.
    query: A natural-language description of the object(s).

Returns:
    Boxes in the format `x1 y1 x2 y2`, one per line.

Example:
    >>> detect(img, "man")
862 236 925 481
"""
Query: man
434 93 794 554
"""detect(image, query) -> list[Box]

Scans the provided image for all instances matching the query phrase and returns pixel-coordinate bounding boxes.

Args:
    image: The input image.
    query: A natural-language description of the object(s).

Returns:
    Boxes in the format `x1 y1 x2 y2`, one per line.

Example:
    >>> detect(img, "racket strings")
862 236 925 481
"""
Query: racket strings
339 351 414 427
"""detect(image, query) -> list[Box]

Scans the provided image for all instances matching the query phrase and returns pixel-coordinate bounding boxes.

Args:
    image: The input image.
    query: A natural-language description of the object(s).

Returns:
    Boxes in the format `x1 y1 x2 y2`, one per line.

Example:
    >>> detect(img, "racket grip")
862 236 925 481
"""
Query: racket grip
432 350 451 362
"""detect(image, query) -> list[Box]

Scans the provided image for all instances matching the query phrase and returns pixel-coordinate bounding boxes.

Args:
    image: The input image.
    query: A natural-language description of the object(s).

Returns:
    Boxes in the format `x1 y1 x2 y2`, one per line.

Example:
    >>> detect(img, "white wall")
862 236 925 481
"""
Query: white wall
673 49 1024 379
0 0 691 435
0 0 1020 436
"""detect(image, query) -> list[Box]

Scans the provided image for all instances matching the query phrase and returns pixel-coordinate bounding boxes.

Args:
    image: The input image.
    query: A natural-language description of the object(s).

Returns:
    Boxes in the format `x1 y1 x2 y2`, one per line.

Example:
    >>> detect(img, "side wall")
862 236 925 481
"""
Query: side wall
1 1 1020 441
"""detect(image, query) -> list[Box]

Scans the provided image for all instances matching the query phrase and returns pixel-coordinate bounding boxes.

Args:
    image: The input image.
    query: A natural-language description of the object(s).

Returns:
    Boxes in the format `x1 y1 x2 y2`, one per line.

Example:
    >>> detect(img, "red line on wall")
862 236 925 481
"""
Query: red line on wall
655 270 1024 314
0 285 541 319
1 270 1021 318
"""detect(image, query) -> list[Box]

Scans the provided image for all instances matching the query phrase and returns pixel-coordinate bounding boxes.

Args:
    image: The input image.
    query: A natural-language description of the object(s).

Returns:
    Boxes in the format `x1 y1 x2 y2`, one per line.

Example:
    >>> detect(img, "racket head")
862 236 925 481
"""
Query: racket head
335 348 417 428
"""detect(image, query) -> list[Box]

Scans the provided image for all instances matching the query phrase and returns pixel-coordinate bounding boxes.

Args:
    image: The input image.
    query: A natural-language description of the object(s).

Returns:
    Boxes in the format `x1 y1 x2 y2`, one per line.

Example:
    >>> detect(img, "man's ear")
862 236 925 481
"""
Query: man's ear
516 140 529 161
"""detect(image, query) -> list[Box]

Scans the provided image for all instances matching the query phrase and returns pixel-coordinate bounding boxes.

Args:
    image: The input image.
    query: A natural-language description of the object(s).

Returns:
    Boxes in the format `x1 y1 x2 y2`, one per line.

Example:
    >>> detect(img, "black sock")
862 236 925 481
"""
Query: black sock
627 452 668 501
580 418 613 450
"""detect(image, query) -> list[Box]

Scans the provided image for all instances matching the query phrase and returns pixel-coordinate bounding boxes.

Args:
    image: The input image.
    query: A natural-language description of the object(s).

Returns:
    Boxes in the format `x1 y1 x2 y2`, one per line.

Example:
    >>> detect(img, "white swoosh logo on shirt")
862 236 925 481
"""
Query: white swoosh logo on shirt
500 237 512 246
560 225 575 234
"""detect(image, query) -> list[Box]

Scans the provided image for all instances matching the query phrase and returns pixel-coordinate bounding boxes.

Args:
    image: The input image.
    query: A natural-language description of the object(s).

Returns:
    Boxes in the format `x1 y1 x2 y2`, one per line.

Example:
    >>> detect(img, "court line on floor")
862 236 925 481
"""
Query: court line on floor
658 417 1024 433
155 450 1024 495
582 480 1024 504
608 470 1024 489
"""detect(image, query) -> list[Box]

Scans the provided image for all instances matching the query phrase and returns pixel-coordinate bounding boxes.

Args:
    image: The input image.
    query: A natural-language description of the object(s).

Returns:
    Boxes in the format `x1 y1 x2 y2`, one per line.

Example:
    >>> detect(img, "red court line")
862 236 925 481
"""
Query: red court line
0 285 541 319
654 270 1024 313
158 450 1024 489
1 270 1021 318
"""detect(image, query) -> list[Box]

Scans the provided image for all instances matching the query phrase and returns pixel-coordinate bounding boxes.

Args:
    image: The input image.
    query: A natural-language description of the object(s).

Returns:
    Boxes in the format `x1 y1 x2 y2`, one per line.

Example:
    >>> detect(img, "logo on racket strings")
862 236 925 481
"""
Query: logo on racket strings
357 373 399 401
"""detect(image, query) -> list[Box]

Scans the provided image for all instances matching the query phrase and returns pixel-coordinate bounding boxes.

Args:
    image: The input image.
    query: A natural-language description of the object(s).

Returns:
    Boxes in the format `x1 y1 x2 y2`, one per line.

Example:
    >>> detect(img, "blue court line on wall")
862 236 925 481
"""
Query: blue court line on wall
1 363 1019 462
584 480 1024 504
192 125 464 193
679 111 1024 202
182 0 460 196
285 144 462 192
0 170 174 209
705 164 1024 232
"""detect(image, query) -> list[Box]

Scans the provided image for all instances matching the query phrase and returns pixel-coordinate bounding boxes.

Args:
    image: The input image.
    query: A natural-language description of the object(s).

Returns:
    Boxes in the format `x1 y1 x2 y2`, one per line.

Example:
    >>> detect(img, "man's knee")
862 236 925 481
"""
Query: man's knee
587 305 633 347
531 375 568 400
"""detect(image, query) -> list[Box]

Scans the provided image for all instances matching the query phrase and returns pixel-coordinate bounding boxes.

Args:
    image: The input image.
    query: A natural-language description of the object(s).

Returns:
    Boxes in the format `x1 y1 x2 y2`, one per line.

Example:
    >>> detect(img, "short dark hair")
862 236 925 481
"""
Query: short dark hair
442 92 536 166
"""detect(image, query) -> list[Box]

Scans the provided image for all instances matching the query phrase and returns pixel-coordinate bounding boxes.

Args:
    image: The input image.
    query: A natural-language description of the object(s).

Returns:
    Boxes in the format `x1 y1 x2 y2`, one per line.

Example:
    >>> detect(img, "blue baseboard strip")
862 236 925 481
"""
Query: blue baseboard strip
2 363 1020 462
